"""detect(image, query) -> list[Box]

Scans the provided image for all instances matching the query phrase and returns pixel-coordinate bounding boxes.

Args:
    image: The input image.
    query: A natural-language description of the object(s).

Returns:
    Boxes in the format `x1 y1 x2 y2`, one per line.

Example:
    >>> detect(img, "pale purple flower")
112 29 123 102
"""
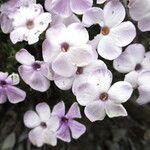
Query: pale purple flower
73 69 133 122
45 0 93 18
128 0 150 32
82 0 136 60
24 102 59 147
8 4 51 44
0 72 26 104
16 49 51 92
113 44 150 88
42 23 94 77
52 101 86 142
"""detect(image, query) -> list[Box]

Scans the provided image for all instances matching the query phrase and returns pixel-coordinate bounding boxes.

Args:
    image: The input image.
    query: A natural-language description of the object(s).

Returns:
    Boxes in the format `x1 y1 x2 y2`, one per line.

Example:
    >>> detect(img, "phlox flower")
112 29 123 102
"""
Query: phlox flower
73 68 133 122
24 102 60 147
82 0 136 60
16 49 51 92
0 72 26 104
128 0 150 32
52 101 86 142
9 4 51 44
45 0 93 18
42 23 94 77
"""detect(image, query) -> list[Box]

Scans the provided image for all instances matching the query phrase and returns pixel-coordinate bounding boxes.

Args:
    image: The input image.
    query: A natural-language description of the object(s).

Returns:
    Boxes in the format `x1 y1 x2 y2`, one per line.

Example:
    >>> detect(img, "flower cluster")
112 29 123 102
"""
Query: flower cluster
0 0 150 148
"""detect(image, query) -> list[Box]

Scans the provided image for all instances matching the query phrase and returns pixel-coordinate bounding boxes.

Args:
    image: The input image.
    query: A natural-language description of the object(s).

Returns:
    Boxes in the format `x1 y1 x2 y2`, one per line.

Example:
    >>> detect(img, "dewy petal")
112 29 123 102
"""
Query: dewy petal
52 53 77 77
82 7 104 27
113 44 145 73
0 88 7 104
16 49 35 65
70 0 93 15
6 85 26 104
66 102 81 119
110 21 136 47
105 100 127 118
24 110 41 128
54 74 74 90
51 0 72 17
36 102 51 122
138 14 150 32
98 37 122 60
52 101 65 117
104 0 126 28
84 101 106 122
69 120 86 139
29 127 44 147
57 123 71 142
108 81 133 104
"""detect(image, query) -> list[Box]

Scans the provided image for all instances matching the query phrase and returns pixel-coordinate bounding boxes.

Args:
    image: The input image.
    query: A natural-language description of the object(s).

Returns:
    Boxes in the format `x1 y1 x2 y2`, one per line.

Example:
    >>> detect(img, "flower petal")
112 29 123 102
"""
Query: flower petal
0 88 7 104
97 0 106 4
142 52 150 70
0 72 8 80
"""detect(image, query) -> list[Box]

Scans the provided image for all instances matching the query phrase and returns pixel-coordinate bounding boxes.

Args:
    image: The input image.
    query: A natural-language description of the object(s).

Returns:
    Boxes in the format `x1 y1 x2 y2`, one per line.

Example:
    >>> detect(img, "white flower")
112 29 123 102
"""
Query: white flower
82 0 136 60
73 69 133 122
9 4 51 44
24 102 59 147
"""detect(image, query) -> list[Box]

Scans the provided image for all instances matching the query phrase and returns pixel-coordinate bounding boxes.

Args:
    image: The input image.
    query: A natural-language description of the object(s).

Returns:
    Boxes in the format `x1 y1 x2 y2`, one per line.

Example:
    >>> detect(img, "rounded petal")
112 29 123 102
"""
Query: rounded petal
24 110 41 128
105 101 127 118
44 0 53 11
16 49 35 65
0 89 7 104
7 73 20 85
110 21 136 47
104 0 126 28
84 101 106 122
6 85 26 104
70 0 93 15
0 72 8 80
108 81 133 103
113 43 145 73
98 37 122 60
52 53 77 77
36 102 51 122
69 120 86 139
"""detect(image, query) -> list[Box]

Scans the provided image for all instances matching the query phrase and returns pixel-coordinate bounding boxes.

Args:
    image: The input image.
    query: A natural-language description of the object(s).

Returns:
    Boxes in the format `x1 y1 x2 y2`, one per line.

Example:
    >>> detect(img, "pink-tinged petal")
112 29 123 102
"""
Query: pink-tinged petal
108 81 133 104
54 75 74 90
128 0 150 21
29 127 44 147
82 7 104 27
138 14 150 32
24 110 41 128
110 21 136 47
0 89 7 104
68 45 93 67
97 0 106 4
36 102 51 122
98 37 122 60
52 101 65 117
142 52 150 70
69 120 86 139
0 72 8 80
104 0 126 28
84 101 106 122
42 39 60 63
105 100 127 118
51 0 72 17
70 0 93 15
66 102 81 119
113 44 145 73
52 53 77 77
57 123 71 142
67 23 89 45
124 71 139 88
16 49 35 65
44 0 53 11
136 87 150 105
6 85 26 104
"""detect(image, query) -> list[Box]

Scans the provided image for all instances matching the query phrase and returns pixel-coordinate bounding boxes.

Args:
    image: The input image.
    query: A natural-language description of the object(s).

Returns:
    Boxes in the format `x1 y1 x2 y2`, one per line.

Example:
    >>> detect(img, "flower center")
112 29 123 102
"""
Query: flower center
0 80 7 86
61 117 68 123
32 62 41 70
40 122 47 128
26 20 34 30
135 64 142 71
99 92 109 101
61 42 70 52
101 27 110 35
76 67 83 75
